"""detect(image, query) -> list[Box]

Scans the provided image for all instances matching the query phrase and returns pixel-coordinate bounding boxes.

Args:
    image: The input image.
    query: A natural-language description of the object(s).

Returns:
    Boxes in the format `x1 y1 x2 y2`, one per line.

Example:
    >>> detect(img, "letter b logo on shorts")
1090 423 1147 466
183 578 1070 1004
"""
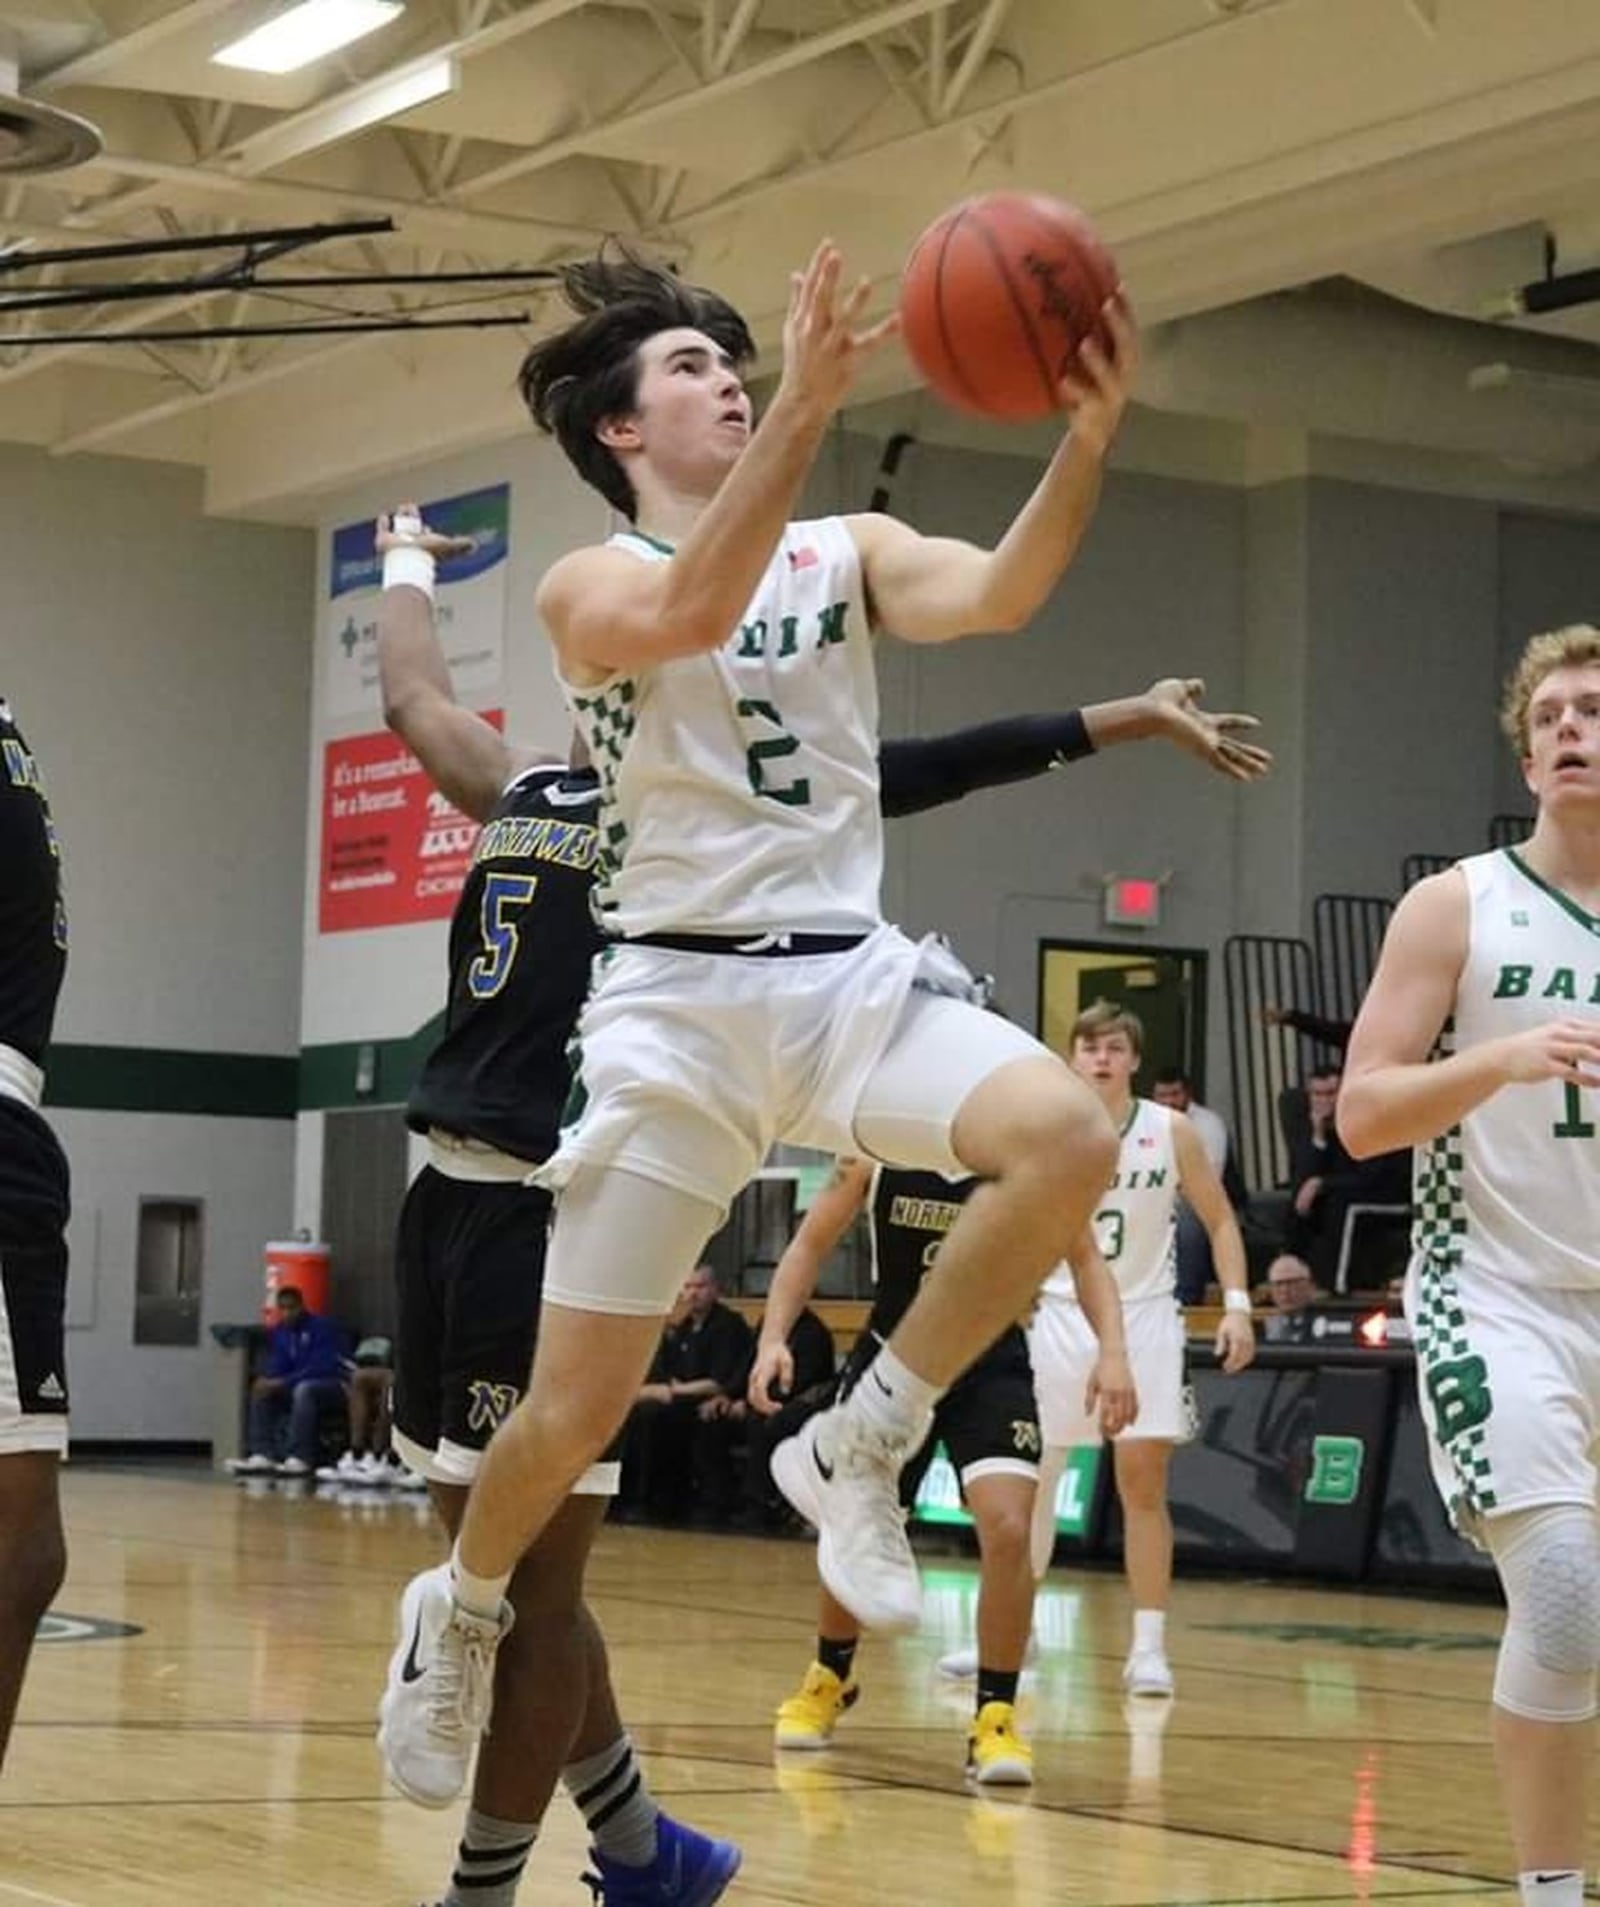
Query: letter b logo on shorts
1304 1434 1364 1505
1426 1354 1493 1444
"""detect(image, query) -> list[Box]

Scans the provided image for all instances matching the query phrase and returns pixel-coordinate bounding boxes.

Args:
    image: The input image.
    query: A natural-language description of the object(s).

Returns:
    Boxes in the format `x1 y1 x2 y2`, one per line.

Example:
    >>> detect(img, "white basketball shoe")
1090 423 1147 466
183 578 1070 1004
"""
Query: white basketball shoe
1123 1650 1175 1698
377 1562 513 1808
771 1407 922 1634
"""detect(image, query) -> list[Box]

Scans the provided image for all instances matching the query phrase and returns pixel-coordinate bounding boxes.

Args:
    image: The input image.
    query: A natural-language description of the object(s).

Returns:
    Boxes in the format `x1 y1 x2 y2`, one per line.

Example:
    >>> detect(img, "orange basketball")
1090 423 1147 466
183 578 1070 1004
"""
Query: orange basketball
898 192 1119 422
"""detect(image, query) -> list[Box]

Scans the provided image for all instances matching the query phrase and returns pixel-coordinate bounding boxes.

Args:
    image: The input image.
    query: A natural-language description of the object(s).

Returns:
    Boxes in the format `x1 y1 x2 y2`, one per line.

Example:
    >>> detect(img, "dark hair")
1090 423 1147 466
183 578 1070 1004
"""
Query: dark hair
1152 1068 1189 1089
516 246 755 520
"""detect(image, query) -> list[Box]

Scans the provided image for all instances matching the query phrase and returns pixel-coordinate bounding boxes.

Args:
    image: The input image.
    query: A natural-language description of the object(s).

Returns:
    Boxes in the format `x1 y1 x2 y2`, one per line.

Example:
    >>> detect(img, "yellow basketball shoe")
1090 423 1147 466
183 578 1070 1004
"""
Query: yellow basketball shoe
966 1701 1035 1787
773 1662 860 1750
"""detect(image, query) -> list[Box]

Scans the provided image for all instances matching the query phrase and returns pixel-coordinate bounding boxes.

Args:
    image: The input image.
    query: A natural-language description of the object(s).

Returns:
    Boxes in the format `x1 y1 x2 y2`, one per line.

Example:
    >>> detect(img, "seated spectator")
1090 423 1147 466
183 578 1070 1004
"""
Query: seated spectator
317 1335 426 1488
618 1265 754 1524
227 1286 348 1478
1152 1070 1248 1303
1258 1252 1325 1343
1264 1008 1353 1164
1283 1066 1410 1286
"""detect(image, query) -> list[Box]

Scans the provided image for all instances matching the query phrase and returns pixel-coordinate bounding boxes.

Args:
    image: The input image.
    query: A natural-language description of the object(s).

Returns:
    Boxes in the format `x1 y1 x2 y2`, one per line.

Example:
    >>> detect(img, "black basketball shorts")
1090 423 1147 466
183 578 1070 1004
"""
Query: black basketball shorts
0 1097 70 1455
391 1165 619 1494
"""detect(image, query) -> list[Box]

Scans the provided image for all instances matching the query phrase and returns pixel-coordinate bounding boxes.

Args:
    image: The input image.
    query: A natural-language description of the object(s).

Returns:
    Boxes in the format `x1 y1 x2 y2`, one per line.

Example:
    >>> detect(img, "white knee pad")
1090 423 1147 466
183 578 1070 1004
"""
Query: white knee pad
1489 1504 1600 1723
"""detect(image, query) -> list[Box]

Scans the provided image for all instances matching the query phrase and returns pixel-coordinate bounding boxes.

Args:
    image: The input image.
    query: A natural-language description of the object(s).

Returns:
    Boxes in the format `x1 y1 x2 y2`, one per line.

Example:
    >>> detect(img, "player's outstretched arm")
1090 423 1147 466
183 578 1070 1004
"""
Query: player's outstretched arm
1338 869 1600 1156
877 678 1270 817
847 297 1137 644
748 1158 871 1415
376 509 554 822
1090 678 1271 782
541 241 897 684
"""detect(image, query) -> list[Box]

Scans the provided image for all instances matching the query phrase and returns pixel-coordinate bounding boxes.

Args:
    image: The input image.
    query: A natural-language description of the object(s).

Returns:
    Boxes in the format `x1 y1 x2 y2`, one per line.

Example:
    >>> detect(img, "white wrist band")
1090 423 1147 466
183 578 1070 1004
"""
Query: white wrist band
1223 1288 1252 1315
382 544 436 599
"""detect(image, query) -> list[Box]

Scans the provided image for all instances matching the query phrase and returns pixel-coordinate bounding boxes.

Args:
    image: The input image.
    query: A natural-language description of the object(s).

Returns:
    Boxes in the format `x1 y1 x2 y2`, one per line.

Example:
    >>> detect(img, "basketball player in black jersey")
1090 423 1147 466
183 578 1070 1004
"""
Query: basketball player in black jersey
374 516 733 1907
371 506 1268 1898
753 1156 1134 1785
0 699 70 1773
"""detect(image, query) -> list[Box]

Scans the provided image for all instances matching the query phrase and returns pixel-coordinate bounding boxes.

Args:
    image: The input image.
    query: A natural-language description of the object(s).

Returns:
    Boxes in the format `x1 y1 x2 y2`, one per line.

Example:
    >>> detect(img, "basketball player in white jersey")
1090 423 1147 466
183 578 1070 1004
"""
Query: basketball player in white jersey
380 241 1140 1808
1340 626 1600 1907
1027 1002 1255 1697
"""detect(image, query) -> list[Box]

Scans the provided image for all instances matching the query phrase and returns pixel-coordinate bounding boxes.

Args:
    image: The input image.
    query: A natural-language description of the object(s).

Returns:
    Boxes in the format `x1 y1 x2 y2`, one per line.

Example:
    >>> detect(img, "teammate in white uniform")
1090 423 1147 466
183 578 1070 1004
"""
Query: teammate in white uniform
381 243 1141 1807
1340 626 1600 1907
1028 1002 1255 1696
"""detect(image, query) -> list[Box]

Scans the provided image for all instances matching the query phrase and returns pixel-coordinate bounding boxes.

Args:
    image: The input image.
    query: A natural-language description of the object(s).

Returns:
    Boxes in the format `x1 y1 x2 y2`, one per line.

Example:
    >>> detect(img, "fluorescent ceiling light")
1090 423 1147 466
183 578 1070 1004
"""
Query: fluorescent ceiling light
214 1 405 75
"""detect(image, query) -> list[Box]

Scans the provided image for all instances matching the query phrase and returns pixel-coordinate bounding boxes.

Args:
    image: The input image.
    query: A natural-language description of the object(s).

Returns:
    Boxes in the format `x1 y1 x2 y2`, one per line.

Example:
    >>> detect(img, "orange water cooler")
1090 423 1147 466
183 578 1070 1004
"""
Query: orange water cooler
262 1239 331 1321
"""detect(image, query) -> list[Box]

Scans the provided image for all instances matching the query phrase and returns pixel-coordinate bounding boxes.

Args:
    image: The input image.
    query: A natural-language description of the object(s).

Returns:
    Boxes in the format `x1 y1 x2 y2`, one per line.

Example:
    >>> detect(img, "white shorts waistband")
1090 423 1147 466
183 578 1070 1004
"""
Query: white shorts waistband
0 1044 44 1112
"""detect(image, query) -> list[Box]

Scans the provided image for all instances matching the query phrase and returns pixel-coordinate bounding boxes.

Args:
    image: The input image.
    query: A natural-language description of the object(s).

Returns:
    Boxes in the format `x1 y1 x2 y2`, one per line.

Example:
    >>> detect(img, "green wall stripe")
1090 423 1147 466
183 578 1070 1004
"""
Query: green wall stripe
297 1011 445 1112
41 1010 450 1118
45 1046 298 1119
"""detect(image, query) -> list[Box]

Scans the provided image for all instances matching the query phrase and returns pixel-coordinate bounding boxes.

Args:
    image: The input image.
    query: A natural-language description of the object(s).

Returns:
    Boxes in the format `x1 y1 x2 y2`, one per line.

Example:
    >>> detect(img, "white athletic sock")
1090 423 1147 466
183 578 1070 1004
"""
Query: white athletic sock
1132 1609 1166 1656
843 1345 941 1448
450 1542 511 1619
1518 1871 1583 1906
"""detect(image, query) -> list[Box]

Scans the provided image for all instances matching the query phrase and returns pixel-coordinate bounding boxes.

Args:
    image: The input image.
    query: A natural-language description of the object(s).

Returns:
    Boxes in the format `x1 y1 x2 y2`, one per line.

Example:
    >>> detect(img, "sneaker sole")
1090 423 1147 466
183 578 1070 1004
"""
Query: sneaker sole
1125 1682 1175 1699
970 1757 1035 1787
683 1841 742 1907
771 1425 921 1636
773 1727 836 1750
375 1721 458 1810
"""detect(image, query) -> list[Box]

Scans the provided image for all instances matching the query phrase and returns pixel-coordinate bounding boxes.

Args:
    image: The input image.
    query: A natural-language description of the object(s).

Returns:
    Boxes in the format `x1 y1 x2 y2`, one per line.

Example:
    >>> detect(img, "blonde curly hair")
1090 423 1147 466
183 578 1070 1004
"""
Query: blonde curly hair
1501 624 1600 756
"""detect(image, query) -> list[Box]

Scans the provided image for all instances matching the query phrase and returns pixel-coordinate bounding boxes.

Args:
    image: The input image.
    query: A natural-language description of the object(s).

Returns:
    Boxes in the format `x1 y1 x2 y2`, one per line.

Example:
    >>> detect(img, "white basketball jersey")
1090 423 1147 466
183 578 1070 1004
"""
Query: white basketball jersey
1043 1098 1178 1305
1414 849 1600 1290
556 517 883 937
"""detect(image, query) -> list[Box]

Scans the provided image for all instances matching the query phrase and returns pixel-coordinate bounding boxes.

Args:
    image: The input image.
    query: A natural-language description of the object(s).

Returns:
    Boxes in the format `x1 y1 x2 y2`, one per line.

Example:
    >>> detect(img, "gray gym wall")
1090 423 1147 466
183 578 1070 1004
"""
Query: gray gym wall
6 423 1598 1437
2 442 311 1439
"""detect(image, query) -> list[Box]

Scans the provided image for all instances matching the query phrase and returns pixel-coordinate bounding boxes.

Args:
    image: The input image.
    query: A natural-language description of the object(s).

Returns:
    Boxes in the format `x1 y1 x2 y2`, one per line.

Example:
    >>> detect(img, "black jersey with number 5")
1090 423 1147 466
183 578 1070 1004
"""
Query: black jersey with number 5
0 700 67 1066
406 766 601 1162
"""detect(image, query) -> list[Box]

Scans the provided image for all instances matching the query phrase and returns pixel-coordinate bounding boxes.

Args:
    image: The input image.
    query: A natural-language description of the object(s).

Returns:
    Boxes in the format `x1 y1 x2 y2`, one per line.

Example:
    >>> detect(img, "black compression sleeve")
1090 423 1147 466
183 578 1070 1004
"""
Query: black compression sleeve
877 710 1094 819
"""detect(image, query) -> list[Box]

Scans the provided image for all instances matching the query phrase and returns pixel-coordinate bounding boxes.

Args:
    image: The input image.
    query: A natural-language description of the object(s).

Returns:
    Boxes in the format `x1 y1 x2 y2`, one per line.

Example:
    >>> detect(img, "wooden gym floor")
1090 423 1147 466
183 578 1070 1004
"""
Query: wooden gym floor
0 1462 1560 1905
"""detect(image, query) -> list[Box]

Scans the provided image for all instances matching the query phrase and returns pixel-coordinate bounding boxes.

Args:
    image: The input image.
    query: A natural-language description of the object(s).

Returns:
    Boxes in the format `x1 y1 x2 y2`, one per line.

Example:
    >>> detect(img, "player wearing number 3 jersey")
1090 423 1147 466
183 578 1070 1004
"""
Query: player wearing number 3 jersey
1340 625 1600 1907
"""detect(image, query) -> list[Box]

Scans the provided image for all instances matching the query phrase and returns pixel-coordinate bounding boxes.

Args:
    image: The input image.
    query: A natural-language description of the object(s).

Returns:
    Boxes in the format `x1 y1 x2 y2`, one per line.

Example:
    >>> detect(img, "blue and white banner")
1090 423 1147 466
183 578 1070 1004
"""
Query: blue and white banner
323 483 509 722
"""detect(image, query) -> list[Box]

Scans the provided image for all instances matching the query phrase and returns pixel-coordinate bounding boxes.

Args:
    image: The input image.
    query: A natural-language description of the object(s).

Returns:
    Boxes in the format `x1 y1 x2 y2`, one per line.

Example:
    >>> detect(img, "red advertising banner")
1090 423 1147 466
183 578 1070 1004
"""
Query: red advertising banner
319 717 502 933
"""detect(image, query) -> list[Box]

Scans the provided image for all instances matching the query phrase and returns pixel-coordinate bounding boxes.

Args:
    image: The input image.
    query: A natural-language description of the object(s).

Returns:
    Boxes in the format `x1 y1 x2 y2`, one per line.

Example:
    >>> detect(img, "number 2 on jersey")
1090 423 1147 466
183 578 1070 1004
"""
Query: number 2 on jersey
736 698 812 807
469 872 539 1000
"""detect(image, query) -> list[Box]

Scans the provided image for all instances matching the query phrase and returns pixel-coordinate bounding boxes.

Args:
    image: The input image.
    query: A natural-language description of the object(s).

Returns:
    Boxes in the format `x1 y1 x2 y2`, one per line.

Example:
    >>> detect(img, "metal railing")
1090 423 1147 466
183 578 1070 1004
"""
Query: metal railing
1225 933 1317 1195
1312 893 1394 1027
